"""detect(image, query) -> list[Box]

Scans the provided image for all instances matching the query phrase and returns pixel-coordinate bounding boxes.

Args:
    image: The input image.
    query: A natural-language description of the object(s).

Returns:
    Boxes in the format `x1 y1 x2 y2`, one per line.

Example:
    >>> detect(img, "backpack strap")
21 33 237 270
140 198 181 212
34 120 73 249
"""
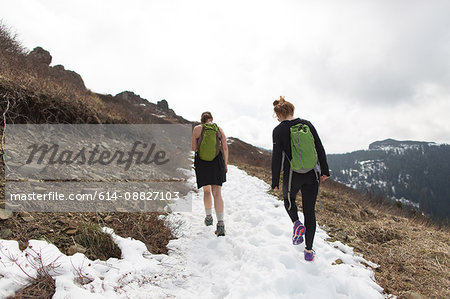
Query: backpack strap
196 125 205 152
287 167 293 211
283 151 294 211
314 163 321 211
215 125 222 155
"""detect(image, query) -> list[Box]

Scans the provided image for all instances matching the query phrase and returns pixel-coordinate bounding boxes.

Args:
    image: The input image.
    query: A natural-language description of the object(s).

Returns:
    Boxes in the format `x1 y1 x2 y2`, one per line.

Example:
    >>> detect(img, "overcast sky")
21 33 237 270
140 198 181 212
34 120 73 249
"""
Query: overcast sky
2 0 450 153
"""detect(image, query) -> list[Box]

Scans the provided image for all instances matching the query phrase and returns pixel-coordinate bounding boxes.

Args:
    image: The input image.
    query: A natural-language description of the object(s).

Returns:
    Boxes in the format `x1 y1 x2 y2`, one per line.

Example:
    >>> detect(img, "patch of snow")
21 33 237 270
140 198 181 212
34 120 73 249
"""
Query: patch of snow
391 196 420 209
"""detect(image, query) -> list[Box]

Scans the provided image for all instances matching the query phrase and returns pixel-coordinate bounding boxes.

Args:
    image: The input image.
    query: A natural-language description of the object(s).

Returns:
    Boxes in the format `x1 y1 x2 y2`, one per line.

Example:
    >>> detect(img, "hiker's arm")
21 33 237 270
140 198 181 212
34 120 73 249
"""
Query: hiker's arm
219 128 228 167
191 125 201 151
271 127 283 189
309 122 330 177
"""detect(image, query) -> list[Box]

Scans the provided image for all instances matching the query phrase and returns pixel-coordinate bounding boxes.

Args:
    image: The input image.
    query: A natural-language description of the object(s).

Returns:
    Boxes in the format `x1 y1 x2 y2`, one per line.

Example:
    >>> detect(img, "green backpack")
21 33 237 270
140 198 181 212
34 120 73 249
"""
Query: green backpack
198 123 221 161
290 123 318 173
286 123 319 210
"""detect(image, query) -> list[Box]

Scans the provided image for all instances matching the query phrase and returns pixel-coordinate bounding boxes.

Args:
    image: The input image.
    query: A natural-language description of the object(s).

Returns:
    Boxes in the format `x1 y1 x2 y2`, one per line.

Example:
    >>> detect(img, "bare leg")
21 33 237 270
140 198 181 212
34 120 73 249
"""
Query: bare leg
203 185 212 212
211 185 224 213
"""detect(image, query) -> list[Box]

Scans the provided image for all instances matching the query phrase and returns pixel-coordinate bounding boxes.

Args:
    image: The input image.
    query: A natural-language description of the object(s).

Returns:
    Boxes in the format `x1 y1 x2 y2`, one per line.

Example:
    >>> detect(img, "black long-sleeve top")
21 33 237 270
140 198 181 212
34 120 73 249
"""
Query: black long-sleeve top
271 118 330 189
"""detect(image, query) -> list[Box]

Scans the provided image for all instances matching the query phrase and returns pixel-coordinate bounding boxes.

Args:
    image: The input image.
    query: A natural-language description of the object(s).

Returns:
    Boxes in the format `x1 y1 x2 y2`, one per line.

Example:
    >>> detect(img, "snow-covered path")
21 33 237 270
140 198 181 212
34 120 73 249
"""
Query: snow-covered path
160 165 384 298
0 165 385 299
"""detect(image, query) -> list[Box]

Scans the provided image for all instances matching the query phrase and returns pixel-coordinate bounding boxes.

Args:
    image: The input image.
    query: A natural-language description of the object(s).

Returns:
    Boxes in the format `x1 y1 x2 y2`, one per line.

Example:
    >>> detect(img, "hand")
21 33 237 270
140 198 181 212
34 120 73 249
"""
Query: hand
320 175 329 182
225 164 228 173
273 187 279 191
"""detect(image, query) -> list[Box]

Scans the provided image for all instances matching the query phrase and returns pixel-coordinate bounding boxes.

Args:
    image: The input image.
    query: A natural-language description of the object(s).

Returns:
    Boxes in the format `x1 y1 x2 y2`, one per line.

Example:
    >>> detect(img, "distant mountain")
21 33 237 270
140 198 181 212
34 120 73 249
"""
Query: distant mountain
327 139 450 220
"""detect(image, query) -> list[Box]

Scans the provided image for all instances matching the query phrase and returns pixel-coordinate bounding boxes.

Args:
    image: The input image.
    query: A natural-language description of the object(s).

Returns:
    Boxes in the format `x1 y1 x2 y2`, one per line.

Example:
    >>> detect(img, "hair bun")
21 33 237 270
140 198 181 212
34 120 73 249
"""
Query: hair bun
273 96 285 107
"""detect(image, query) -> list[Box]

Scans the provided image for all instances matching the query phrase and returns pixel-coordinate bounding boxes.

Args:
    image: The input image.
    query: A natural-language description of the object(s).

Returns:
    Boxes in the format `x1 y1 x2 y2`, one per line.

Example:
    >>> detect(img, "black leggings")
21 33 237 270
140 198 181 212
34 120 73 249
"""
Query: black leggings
282 170 318 250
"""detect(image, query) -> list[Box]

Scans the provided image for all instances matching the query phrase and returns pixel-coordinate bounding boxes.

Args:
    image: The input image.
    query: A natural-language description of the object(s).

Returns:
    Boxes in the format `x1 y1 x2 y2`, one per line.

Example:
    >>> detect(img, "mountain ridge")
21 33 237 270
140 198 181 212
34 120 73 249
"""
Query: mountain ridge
368 138 443 152
327 139 450 221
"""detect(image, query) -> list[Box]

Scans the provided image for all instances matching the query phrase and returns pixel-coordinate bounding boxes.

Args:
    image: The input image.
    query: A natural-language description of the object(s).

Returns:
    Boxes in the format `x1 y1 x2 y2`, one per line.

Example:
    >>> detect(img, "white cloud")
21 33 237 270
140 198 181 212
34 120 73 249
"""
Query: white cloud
2 0 449 153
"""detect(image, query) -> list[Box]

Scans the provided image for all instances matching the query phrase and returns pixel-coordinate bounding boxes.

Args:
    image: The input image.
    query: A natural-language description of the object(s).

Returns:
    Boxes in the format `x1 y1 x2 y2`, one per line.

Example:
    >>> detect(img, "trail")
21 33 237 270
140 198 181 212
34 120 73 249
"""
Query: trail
148 165 384 298
0 166 385 299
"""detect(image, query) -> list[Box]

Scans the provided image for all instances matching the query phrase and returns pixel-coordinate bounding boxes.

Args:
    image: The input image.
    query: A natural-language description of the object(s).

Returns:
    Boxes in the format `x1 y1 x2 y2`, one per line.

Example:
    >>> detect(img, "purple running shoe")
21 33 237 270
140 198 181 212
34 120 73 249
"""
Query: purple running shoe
292 220 305 245
304 249 315 261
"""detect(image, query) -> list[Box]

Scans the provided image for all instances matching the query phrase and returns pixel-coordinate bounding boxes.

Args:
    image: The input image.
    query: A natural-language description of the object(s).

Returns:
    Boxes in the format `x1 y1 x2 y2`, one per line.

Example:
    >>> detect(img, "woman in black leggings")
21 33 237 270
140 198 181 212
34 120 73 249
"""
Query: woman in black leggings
271 96 330 261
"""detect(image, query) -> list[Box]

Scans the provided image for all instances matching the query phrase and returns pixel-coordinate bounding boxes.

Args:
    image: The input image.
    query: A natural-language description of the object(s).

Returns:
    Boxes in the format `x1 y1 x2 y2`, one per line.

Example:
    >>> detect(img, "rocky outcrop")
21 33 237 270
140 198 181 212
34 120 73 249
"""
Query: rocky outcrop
26 47 85 90
28 46 52 65
157 99 169 110
96 91 191 124
51 64 85 90
115 91 148 105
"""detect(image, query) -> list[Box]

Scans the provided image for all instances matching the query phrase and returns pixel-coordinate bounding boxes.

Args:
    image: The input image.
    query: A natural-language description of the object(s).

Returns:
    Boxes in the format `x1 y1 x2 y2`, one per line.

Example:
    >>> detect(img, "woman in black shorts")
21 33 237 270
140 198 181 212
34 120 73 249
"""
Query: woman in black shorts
192 112 228 236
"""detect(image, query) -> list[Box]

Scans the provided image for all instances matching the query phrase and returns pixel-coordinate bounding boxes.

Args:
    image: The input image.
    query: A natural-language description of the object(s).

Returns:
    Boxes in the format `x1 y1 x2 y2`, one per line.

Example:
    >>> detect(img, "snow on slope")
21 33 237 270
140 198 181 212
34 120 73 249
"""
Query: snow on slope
0 166 385 299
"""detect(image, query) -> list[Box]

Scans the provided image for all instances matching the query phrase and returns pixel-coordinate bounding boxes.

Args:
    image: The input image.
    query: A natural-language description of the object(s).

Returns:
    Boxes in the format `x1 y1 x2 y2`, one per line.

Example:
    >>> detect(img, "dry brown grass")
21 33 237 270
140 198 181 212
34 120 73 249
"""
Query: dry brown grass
10 273 55 299
0 211 175 258
74 221 121 261
236 162 450 298
104 212 175 255
0 23 124 125
0 23 178 297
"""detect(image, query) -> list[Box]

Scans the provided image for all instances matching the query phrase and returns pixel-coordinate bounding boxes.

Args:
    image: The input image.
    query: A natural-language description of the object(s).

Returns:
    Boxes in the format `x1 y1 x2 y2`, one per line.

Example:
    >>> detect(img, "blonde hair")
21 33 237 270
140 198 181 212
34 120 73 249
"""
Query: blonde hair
273 96 295 118
201 111 213 124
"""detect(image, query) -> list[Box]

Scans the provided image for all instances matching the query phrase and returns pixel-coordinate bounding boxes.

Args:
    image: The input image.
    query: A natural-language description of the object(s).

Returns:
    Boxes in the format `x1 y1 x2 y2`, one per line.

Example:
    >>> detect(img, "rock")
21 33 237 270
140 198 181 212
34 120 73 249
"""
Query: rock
157 99 169 110
115 91 146 105
320 225 331 233
333 259 343 265
28 46 52 65
104 215 114 223
51 65 86 90
0 228 12 239
52 65 65 72
65 228 78 235
336 231 349 242
67 243 87 255
19 212 34 222
0 209 12 220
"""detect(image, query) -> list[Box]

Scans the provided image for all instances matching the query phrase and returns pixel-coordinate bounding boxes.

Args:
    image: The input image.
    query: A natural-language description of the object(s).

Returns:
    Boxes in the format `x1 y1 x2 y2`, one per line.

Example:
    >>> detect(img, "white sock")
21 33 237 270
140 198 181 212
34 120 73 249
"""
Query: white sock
216 212 224 222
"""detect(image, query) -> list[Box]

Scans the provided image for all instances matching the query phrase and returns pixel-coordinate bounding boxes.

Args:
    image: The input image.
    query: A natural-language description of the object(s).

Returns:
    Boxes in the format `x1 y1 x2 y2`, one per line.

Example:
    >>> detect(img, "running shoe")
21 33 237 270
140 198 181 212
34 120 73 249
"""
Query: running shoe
304 249 315 262
292 220 305 245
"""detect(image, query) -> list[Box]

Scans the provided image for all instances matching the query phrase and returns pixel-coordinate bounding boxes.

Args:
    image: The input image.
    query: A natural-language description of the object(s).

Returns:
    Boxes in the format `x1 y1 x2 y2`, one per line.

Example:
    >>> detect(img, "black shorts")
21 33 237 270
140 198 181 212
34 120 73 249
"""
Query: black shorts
194 151 226 188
